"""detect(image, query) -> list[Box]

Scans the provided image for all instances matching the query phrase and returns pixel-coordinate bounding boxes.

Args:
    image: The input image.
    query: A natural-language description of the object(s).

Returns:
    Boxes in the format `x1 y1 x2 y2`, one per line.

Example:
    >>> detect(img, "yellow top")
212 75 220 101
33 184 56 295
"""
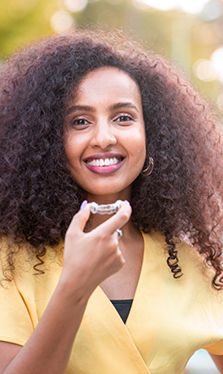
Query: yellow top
0 231 223 374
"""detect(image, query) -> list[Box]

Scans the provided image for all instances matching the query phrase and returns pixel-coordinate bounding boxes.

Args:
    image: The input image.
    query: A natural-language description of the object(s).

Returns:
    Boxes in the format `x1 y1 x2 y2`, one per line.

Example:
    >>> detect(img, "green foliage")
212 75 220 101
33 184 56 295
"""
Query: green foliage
0 0 222 109
0 0 53 57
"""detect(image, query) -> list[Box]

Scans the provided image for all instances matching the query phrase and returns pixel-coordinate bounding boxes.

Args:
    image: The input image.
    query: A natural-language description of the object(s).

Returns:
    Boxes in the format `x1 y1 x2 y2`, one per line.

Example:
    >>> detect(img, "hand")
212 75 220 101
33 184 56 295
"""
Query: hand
60 201 132 299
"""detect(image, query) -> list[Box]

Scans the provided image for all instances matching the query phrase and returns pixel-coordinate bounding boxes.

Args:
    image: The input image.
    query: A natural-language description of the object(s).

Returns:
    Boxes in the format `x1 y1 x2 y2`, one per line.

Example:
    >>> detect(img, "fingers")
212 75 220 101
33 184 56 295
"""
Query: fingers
63 202 129 289
66 200 131 240
94 201 132 236
66 203 91 236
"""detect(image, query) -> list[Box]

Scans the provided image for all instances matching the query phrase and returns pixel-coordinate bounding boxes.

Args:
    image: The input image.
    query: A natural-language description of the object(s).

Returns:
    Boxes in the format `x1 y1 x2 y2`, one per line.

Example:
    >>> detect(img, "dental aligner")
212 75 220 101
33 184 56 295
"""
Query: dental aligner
89 200 123 215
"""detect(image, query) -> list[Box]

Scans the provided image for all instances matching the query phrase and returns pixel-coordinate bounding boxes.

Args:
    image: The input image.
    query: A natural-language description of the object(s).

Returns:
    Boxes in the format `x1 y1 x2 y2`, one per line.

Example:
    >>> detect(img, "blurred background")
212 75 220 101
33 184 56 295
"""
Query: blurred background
0 0 223 115
0 0 223 372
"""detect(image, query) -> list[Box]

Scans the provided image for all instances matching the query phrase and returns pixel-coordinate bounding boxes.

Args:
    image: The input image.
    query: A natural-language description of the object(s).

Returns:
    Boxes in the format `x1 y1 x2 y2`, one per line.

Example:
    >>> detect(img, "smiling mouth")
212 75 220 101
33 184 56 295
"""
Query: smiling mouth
85 157 123 167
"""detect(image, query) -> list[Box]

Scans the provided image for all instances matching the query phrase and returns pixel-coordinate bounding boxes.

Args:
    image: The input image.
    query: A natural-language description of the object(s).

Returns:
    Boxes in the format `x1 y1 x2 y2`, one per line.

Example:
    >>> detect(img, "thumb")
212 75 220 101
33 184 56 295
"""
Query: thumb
66 202 91 236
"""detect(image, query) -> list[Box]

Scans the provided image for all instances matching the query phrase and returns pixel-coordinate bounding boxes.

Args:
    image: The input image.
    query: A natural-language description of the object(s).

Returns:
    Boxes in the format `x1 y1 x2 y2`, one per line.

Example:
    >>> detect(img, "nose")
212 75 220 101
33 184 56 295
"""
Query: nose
90 121 117 149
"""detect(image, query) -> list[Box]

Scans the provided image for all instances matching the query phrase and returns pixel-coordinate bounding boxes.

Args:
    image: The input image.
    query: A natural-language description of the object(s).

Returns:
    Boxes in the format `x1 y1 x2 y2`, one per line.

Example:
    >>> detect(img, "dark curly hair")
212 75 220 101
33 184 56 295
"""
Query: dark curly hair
1 29 223 288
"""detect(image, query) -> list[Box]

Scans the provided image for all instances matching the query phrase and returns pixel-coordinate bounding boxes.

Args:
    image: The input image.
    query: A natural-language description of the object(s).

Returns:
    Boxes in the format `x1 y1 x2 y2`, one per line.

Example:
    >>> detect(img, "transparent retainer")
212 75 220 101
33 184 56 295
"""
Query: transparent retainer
89 200 122 215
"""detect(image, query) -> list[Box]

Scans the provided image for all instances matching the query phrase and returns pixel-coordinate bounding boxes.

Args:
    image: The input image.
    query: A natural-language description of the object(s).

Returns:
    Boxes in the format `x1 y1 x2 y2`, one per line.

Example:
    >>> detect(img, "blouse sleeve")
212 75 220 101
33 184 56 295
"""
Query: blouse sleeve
0 239 61 346
0 239 35 346
0 279 34 346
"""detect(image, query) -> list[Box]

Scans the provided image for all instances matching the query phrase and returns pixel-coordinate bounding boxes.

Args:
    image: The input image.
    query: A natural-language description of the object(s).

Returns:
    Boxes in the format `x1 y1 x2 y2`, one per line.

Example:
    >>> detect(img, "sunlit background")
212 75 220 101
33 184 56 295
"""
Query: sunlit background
0 1 223 372
0 0 223 115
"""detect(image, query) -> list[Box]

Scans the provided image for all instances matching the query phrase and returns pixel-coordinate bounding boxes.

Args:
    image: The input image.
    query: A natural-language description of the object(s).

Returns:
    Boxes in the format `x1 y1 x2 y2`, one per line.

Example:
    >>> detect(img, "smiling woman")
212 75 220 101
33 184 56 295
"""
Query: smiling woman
1 29 223 374
64 67 146 200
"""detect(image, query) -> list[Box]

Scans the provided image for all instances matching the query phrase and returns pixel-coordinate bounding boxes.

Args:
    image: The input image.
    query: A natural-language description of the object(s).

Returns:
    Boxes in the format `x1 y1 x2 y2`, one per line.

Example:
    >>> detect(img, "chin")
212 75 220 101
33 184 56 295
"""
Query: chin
85 185 131 202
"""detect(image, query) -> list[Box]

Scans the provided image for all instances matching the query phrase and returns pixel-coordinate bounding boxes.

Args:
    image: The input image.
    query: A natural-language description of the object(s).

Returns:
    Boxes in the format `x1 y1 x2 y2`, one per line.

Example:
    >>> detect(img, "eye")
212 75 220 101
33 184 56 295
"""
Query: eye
115 114 134 123
70 118 90 128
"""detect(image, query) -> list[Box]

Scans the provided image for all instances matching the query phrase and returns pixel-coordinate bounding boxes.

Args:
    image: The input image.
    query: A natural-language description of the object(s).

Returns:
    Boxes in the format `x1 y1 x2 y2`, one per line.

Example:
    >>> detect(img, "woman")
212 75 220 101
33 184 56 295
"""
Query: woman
0 29 223 374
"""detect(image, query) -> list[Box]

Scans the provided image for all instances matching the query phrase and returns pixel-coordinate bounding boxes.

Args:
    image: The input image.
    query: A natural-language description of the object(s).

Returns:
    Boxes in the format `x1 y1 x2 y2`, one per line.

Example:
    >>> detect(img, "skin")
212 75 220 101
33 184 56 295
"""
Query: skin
0 67 222 373
0 67 145 373
64 67 146 205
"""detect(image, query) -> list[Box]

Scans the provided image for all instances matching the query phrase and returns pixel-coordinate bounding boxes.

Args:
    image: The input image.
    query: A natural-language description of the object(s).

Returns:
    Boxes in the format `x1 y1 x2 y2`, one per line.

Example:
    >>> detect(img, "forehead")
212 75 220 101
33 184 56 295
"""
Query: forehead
75 67 142 106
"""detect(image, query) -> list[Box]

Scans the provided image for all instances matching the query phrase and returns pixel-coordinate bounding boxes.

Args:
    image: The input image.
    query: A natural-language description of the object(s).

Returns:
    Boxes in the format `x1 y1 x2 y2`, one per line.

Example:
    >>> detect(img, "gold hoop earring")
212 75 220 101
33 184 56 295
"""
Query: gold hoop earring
141 157 154 176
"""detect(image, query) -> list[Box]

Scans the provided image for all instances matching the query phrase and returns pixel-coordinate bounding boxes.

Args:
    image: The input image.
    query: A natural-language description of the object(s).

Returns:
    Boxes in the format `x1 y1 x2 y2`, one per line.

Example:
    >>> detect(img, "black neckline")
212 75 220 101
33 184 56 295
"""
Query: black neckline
110 299 133 304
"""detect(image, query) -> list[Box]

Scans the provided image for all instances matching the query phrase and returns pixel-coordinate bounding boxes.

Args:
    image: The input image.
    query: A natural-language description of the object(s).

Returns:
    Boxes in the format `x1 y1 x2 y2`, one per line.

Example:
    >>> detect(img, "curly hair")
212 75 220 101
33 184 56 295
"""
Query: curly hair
1 29 223 288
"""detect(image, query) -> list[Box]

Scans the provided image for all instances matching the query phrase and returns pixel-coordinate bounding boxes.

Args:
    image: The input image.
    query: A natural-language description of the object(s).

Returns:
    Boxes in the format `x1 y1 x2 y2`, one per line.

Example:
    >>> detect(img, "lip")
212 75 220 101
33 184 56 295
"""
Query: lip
83 153 125 174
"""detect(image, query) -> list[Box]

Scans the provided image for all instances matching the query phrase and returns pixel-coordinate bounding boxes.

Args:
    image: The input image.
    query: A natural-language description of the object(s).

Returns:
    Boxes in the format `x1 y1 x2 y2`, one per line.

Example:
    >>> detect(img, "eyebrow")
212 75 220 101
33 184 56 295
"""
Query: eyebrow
109 102 139 113
65 102 139 115
65 105 95 115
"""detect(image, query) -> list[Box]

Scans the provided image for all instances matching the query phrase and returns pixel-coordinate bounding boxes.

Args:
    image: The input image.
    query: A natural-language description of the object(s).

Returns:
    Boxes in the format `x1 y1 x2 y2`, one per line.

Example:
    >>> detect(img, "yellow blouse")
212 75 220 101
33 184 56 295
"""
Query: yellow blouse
0 231 223 374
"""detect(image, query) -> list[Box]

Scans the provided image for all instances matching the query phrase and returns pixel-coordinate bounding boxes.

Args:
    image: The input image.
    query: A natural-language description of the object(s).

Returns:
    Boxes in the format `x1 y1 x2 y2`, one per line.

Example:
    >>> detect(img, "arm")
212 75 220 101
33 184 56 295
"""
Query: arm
0 283 87 374
0 202 131 374
210 353 223 374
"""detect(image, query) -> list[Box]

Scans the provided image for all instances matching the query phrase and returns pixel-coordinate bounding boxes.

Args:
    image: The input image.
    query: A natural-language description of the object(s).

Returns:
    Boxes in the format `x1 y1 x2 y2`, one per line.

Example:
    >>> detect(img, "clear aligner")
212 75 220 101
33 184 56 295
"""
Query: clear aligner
89 200 123 215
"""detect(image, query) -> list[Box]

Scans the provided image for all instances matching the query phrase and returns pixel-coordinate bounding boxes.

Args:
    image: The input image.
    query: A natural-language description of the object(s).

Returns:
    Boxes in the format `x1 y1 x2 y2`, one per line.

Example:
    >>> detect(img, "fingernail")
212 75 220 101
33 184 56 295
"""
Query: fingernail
124 200 130 206
80 200 88 210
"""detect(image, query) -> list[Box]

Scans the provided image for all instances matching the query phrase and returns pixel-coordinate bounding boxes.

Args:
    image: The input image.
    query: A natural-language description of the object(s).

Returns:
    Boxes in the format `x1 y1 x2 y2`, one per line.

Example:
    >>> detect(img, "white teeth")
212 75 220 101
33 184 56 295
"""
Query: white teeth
87 157 121 166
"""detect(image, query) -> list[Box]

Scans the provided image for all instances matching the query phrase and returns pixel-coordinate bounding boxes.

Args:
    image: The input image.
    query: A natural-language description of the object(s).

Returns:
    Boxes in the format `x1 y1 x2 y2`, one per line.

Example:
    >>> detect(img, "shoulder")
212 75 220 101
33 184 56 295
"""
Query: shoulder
142 230 219 294
142 230 201 263
0 236 64 285
143 231 223 314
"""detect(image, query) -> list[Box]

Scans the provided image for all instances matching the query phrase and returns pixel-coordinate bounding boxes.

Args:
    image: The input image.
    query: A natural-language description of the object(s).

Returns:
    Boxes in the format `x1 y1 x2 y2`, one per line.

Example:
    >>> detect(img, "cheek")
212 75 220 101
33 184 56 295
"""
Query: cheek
131 129 146 160
126 131 146 179
64 137 79 172
136 146 146 171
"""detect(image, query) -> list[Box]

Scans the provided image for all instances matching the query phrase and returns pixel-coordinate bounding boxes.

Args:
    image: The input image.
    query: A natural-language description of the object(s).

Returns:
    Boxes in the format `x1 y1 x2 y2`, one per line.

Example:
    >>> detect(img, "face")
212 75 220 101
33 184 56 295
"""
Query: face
64 67 146 202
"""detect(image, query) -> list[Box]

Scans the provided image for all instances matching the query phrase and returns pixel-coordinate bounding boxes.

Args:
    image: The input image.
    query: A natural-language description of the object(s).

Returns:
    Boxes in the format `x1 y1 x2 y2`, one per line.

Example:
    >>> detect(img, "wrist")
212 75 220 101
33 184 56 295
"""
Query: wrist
57 272 92 308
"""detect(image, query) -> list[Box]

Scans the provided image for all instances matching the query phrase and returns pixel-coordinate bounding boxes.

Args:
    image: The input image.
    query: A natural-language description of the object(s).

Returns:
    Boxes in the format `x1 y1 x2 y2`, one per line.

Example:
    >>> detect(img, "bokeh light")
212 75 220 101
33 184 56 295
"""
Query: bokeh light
64 0 88 13
179 0 209 14
142 0 176 11
0 0 223 124
193 59 217 82
211 47 223 82
201 0 223 21
141 0 209 13
50 10 75 33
